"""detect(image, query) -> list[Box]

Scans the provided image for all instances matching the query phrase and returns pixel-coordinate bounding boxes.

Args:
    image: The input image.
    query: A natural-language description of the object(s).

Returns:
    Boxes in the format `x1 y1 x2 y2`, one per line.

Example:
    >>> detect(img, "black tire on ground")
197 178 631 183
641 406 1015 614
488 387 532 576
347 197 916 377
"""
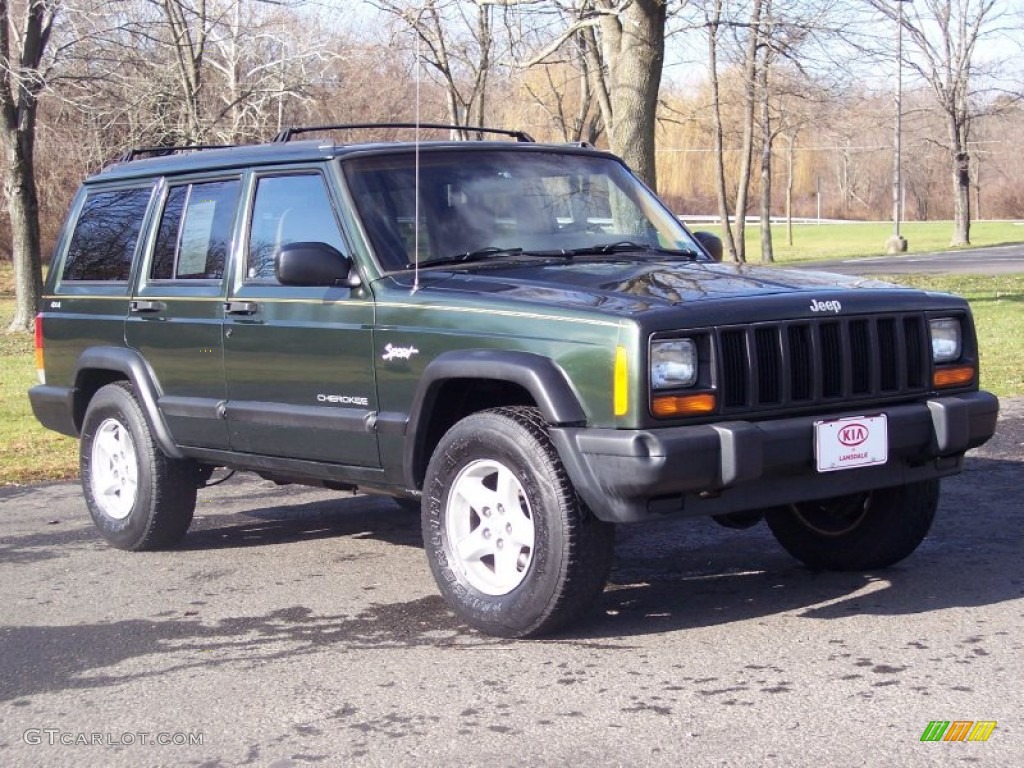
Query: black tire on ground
80 381 198 551
764 479 940 571
422 406 615 638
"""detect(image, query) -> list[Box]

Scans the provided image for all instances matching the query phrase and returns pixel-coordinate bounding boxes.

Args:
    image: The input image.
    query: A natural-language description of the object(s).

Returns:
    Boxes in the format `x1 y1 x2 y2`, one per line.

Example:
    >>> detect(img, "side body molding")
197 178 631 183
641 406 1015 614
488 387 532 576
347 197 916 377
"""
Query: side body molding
403 349 587 488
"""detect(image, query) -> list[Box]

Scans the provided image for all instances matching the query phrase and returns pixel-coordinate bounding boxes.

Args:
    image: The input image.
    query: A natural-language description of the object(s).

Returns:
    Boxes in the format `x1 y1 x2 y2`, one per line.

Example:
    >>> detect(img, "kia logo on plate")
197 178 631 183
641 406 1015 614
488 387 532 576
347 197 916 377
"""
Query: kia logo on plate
838 423 869 446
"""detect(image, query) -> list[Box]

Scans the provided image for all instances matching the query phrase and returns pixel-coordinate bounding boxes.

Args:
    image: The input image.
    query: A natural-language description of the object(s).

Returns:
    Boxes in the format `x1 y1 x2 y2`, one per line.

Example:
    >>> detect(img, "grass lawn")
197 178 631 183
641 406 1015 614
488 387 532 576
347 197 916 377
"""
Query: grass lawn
877 274 1024 398
2 232 1023 485
0 299 78 485
742 220 1024 263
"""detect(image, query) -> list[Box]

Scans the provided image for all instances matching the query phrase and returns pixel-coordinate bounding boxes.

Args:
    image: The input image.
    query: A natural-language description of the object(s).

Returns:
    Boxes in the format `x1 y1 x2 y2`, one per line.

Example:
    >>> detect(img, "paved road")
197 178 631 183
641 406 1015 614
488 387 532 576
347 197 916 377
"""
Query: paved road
1 401 1022 767
791 242 1024 275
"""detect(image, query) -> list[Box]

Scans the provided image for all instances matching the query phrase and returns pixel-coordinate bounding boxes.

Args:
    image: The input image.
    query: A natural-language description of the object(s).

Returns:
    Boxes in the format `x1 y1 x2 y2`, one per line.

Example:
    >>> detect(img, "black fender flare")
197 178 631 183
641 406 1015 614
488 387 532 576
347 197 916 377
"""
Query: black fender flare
403 350 587 488
73 347 184 459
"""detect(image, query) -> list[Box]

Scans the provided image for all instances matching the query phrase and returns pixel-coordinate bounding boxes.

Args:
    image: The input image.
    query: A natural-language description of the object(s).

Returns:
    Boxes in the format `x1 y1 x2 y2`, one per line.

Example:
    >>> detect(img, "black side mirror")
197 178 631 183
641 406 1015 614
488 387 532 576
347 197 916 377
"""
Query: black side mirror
276 242 360 287
693 231 724 262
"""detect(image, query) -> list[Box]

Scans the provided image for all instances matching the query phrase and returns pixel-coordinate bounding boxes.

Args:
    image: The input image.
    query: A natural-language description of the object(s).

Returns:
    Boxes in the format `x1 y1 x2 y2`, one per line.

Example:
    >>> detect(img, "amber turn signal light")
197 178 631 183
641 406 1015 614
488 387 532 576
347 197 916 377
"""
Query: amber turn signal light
933 365 975 389
651 393 716 418
34 314 45 384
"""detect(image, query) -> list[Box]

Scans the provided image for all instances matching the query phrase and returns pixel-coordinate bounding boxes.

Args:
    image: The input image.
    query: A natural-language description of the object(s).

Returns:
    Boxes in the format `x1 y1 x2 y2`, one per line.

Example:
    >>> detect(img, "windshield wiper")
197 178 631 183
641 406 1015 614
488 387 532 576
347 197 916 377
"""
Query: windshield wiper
405 241 703 270
563 241 704 259
407 247 524 270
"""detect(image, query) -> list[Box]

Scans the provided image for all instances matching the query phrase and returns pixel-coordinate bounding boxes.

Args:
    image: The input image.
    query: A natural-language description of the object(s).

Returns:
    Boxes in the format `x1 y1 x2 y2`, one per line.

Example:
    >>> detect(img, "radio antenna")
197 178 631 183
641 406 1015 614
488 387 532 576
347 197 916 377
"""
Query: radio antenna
412 26 422 294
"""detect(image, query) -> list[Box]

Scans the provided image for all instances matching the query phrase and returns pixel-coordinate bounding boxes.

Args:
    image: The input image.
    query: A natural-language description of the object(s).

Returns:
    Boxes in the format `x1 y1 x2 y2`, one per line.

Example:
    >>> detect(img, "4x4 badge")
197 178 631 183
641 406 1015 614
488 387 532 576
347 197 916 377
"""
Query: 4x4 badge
382 343 420 362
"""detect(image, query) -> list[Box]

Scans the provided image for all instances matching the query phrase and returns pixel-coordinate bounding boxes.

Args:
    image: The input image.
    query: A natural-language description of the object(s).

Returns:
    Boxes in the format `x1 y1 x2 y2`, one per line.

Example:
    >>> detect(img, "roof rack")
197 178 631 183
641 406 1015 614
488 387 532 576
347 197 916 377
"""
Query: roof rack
272 123 535 144
116 144 235 163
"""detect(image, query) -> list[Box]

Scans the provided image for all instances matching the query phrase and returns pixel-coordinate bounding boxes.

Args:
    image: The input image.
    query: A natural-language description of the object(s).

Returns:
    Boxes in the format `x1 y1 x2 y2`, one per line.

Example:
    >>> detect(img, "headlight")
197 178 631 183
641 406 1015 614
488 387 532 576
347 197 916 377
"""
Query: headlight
930 318 962 363
651 339 697 389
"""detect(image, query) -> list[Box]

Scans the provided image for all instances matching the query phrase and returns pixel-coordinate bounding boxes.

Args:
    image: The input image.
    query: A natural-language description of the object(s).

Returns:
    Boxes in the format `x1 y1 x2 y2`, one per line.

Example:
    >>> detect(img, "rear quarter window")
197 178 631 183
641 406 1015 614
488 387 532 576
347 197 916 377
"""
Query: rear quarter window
61 186 154 281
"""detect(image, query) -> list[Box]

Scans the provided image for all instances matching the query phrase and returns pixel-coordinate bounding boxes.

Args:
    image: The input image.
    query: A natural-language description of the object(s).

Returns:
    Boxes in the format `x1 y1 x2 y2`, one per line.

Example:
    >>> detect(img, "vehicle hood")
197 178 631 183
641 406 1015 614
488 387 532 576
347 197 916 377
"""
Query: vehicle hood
391 259 897 314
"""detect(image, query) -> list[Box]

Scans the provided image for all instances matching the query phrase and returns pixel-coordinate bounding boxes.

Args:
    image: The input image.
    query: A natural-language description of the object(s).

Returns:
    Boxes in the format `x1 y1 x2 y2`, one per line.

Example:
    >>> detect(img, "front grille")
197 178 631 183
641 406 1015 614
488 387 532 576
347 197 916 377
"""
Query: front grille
717 313 929 412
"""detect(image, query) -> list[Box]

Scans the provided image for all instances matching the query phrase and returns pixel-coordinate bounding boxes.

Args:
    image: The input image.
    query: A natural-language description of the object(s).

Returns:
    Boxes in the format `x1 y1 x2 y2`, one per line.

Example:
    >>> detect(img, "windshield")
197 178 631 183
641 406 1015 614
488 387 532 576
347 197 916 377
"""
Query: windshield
342 148 703 272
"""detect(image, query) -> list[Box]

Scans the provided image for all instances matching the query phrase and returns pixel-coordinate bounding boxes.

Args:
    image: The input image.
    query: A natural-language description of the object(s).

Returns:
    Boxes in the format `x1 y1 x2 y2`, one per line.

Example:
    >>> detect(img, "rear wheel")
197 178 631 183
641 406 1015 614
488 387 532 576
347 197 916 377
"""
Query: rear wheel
422 407 615 638
764 480 939 571
80 382 198 551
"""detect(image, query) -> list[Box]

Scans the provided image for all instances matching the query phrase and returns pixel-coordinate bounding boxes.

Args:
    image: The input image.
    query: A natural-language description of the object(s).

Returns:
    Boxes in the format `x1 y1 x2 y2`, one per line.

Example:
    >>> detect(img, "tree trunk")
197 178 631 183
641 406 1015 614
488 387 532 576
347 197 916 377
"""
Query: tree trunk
2 0 52 333
870 0 997 248
582 25 613 142
469 2 491 128
758 35 773 264
706 0 737 261
785 133 795 247
3 133 43 333
597 0 666 191
950 115 970 245
161 0 206 142
733 0 764 263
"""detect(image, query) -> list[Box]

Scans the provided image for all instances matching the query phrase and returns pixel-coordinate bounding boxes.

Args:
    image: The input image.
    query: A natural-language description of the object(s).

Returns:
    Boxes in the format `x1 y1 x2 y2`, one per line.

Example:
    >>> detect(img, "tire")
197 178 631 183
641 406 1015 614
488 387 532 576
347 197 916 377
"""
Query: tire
422 406 615 638
764 480 940 571
80 381 198 551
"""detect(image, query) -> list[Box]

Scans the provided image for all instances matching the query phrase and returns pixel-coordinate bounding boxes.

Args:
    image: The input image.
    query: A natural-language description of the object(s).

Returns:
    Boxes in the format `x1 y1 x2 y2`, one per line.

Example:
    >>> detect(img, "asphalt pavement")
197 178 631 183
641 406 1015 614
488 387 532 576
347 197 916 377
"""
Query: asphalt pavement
1 400 1022 767
789 242 1024 276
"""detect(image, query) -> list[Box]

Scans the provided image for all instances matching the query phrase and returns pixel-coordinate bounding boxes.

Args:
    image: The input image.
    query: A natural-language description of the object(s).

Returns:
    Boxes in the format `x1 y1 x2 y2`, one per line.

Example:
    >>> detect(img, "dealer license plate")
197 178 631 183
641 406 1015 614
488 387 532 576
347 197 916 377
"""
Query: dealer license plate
814 415 888 473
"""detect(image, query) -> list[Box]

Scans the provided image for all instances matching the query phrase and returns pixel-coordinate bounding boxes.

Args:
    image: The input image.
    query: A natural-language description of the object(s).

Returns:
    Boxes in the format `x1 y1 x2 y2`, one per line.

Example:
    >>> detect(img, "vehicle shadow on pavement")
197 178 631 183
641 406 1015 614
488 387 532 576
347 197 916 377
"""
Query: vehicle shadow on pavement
563 453 1023 640
178 495 423 552
0 491 423 565
2 407 1019 666
0 597 471 703
3 453 1018 703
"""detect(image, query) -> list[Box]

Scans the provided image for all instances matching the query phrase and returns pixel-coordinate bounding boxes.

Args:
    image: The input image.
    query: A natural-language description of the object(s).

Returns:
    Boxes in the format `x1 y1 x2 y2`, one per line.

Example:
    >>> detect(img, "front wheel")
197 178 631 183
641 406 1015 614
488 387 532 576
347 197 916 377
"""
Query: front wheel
422 407 615 638
80 382 198 551
764 480 940 571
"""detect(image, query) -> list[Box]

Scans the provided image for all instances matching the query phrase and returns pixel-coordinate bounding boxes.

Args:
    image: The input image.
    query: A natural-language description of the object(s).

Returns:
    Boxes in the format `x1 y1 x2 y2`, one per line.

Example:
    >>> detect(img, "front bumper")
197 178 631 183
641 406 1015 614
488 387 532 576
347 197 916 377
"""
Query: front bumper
550 391 999 524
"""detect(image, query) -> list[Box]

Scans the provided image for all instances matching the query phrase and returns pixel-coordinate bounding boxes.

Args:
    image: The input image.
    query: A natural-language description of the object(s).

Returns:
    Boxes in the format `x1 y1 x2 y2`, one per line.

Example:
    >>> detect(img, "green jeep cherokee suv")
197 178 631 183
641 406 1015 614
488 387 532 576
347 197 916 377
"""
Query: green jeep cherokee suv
29 125 999 637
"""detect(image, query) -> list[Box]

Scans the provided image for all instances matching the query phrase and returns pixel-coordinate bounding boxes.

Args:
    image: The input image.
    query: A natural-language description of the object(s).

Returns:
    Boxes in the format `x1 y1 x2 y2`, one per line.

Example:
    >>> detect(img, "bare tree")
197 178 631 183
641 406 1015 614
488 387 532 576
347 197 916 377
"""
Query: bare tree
2 0 58 333
868 0 1010 246
205 1 331 141
704 0 739 260
755 0 834 262
518 32 602 143
54 1 333 148
590 0 666 188
517 0 669 189
757 0 774 263
731 0 763 262
376 0 498 137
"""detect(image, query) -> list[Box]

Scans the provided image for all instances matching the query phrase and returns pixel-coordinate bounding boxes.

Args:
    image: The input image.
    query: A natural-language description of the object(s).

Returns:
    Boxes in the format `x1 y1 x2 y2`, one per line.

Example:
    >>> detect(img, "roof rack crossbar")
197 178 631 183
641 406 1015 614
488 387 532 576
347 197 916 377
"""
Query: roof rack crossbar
273 123 535 144
116 144 235 163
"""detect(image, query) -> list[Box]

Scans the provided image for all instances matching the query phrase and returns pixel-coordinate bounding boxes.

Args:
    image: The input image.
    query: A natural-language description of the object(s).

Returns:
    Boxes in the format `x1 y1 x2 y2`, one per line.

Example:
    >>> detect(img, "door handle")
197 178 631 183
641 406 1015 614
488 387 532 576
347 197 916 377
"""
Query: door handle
224 301 259 315
130 300 166 313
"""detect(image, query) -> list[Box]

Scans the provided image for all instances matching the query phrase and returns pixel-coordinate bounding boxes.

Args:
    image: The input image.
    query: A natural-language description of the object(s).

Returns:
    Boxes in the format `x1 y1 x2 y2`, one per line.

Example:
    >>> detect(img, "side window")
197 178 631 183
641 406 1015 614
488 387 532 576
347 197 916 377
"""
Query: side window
247 174 345 281
150 180 240 280
61 187 153 281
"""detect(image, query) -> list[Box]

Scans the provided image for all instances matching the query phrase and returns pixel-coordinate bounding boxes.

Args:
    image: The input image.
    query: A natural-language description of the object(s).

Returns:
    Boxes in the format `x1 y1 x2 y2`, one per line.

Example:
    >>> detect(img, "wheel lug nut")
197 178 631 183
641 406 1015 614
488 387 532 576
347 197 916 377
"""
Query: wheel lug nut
482 507 491 517
497 539 504 549
483 529 491 539
506 523 512 534
497 504 504 515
